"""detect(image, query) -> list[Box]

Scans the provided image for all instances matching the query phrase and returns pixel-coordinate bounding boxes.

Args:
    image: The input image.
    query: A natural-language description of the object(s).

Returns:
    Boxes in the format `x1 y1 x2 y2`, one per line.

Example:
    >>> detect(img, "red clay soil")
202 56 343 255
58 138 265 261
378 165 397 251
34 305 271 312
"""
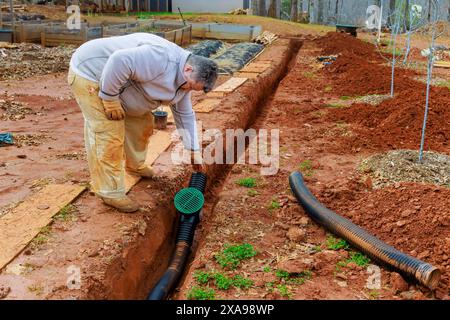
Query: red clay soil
325 86 450 154
319 182 450 299
316 32 419 96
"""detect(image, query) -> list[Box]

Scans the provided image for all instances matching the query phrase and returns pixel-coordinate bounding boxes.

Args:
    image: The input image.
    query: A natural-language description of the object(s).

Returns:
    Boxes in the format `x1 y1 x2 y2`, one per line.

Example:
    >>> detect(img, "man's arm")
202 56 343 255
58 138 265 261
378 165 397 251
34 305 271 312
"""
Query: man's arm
98 44 168 101
170 92 200 152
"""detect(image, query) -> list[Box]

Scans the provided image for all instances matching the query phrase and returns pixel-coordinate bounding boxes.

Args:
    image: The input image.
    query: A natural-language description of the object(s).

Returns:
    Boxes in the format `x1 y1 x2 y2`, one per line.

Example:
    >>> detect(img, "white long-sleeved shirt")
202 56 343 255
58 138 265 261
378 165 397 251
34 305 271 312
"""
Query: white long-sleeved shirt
70 33 198 150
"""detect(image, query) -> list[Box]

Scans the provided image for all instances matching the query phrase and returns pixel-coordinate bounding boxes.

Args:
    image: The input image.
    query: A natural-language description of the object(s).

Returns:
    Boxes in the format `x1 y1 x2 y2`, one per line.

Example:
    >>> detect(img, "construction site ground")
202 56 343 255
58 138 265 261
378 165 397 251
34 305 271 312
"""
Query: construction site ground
0 11 449 300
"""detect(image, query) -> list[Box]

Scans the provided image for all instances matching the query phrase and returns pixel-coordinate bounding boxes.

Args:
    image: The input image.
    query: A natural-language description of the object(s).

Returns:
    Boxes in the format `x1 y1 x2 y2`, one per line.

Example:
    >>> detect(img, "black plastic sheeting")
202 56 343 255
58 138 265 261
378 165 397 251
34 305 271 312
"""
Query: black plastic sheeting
213 42 264 75
187 40 225 58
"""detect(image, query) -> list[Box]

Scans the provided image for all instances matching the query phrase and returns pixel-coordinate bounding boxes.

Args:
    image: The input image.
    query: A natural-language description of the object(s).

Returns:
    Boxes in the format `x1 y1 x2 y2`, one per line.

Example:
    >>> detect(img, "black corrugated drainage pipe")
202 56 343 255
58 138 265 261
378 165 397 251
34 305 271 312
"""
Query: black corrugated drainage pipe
289 171 441 290
147 172 207 300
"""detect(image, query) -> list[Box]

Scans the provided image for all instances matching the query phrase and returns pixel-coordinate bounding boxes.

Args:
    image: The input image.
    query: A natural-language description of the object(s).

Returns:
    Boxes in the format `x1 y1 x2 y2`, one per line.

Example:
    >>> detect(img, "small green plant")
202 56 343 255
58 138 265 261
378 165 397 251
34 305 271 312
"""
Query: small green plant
193 270 213 285
275 269 290 281
277 284 292 298
247 189 259 197
232 275 254 289
263 266 272 273
265 281 275 292
187 286 215 300
54 204 76 222
326 235 350 251
27 284 44 295
324 85 333 92
340 96 353 101
215 243 257 270
236 177 257 188
368 290 380 300
312 245 322 253
268 199 281 211
303 71 315 78
347 252 371 267
299 160 314 177
30 226 52 249
213 273 233 290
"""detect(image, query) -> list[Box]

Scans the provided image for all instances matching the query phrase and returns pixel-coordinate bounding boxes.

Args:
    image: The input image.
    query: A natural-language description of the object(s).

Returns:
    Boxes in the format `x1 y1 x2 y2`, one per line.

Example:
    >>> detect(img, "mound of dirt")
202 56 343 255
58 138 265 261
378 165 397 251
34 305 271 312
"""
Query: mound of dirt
323 183 450 299
361 150 450 188
326 86 450 153
316 32 381 61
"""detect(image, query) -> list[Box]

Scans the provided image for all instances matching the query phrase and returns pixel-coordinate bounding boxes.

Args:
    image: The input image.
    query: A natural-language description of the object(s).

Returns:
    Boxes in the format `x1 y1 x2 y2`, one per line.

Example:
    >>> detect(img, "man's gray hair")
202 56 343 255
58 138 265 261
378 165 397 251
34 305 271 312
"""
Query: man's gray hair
187 54 219 93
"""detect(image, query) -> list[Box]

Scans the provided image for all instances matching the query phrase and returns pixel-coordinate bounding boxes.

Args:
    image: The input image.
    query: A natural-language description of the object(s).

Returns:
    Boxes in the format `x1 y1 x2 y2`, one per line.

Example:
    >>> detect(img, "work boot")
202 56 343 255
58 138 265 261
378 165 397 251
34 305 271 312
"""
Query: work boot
101 196 140 213
127 166 154 178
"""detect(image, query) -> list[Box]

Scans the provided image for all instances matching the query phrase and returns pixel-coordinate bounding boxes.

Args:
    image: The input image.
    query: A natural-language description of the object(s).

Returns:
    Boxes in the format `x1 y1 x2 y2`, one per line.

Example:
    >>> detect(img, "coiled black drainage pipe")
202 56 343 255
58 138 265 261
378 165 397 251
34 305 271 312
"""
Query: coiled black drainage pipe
147 172 207 300
289 171 441 290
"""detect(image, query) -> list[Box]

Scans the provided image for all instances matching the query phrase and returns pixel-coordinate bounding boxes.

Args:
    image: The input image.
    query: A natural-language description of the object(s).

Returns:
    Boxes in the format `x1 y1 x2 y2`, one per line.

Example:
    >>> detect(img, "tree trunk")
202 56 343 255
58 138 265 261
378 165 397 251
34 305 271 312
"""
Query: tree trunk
317 0 325 24
388 0 396 26
268 0 277 18
291 0 298 21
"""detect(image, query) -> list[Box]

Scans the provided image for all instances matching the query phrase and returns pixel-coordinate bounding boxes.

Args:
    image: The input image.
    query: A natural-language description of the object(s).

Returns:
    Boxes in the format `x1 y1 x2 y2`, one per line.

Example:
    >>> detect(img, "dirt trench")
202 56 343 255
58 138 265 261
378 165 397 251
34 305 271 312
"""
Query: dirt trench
0 38 302 300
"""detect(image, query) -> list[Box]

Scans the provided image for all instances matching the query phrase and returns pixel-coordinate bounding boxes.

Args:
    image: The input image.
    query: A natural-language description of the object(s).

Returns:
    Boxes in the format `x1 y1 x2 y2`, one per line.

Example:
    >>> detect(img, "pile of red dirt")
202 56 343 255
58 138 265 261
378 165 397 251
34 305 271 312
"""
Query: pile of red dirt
316 32 418 96
316 32 381 61
320 182 450 299
326 86 450 153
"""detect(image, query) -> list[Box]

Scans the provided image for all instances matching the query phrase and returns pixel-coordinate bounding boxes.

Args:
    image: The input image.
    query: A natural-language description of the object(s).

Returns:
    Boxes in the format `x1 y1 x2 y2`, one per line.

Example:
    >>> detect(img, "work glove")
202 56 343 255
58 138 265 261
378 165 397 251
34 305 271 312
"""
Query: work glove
190 150 205 173
102 99 125 121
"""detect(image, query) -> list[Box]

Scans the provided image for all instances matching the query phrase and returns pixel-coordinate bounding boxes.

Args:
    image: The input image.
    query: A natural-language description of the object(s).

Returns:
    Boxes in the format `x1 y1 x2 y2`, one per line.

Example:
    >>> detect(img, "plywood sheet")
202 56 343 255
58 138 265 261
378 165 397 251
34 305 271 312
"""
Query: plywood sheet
240 62 271 73
125 130 172 192
0 184 86 270
235 72 259 79
193 99 222 113
212 77 248 93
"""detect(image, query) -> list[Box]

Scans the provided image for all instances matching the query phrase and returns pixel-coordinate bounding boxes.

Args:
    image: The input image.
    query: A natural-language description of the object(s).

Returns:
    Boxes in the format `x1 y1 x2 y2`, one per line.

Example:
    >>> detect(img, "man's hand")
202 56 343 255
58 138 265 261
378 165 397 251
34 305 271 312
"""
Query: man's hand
191 150 206 173
102 99 125 121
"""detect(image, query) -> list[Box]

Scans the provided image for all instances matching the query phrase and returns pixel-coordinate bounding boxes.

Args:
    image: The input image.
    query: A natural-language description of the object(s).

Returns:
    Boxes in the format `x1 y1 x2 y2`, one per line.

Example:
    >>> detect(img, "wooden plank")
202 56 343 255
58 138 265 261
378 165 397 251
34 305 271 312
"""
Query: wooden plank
193 99 222 113
124 130 172 192
235 72 259 79
240 62 271 73
206 91 226 98
212 77 248 93
434 61 450 68
0 184 86 270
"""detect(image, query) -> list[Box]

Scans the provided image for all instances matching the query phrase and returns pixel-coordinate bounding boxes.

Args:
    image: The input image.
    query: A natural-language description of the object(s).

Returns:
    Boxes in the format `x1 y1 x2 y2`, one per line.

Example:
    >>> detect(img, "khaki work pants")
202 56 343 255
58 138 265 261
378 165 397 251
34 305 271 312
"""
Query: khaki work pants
68 68 154 199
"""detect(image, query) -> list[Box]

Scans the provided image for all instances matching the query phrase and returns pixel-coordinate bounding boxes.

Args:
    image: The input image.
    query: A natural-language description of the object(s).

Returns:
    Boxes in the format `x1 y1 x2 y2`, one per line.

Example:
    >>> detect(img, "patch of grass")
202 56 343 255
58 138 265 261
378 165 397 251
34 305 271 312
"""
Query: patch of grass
275 269 290 281
277 284 292 298
303 71 316 78
347 252 371 267
30 226 52 249
187 286 215 300
340 96 353 101
54 204 76 222
265 281 275 292
312 245 322 253
324 85 333 92
247 189 259 197
263 266 272 273
298 160 314 177
193 270 213 285
368 290 380 300
215 243 257 270
236 177 257 188
27 284 44 296
325 102 347 109
436 80 450 90
232 275 254 289
213 273 233 290
268 199 281 211
326 235 350 251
